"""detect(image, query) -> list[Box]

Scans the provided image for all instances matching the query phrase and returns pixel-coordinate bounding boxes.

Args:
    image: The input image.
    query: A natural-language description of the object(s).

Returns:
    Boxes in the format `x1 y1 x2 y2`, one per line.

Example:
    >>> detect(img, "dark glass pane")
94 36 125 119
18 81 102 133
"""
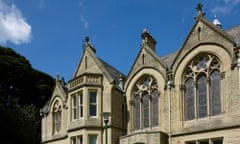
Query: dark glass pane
142 92 149 128
213 139 223 144
79 136 83 144
90 92 96 103
199 142 209 144
79 93 83 104
90 105 96 116
80 106 83 117
89 135 97 144
72 137 76 144
186 142 195 144
152 89 158 127
134 95 140 130
210 70 221 116
196 57 208 70
185 78 195 120
72 96 76 106
197 75 207 118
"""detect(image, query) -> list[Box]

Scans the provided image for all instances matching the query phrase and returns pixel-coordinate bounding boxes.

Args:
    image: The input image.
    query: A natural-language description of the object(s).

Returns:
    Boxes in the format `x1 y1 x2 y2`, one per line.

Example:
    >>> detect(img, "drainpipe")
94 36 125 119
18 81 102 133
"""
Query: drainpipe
167 80 172 144
238 58 240 95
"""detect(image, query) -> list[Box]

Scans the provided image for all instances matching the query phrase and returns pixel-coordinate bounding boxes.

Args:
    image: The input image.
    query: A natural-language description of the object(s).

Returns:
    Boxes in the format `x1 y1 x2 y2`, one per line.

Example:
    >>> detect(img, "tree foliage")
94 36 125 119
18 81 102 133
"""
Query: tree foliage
0 45 55 144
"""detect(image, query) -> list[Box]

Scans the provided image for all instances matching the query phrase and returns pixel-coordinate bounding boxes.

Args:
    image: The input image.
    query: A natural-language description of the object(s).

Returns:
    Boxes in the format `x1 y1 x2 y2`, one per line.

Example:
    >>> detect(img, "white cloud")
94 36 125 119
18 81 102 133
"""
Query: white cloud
80 14 89 29
212 0 240 14
0 1 32 45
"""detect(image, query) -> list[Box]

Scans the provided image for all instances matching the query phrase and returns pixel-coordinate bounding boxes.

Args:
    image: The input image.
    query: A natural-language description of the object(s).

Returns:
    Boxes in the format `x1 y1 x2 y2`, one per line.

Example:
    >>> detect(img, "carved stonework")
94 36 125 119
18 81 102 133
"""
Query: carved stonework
134 75 158 99
69 73 102 89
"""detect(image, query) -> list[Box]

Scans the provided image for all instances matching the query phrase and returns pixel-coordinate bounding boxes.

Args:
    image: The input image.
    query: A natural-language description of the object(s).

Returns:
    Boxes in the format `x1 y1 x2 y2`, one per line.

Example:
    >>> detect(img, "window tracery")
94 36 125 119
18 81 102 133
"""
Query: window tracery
133 75 159 130
184 54 221 121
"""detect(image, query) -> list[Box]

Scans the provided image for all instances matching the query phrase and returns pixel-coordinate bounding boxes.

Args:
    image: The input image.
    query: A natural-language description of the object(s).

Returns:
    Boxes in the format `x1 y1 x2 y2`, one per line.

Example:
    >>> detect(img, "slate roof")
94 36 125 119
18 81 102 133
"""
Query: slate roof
161 51 178 68
99 58 126 91
226 25 240 45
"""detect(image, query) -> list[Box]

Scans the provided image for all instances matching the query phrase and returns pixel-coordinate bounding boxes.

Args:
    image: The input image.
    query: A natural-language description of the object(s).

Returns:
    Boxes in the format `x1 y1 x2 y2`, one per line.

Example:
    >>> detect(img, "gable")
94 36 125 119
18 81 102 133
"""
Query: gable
73 45 102 77
126 46 167 88
72 40 124 84
171 17 235 72
41 80 67 114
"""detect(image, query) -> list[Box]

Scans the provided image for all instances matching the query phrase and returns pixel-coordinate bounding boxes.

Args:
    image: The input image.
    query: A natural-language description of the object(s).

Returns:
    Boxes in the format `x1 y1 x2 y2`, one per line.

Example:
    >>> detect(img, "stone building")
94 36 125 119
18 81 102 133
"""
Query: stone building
41 4 240 144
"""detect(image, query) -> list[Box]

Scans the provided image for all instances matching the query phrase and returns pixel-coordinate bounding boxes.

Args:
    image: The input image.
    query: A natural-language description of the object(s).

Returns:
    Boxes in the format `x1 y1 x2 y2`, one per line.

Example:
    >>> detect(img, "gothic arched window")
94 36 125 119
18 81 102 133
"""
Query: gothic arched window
133 75 159 130
53 100 62 134
134 94 140 130
183 54 221 121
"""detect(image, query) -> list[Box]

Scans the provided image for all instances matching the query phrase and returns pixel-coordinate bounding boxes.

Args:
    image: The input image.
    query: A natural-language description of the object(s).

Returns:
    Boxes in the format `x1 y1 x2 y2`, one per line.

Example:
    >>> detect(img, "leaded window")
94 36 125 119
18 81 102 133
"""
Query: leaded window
134 94 140 130
133 75 159 130
53 100 62 134
184 54 221 121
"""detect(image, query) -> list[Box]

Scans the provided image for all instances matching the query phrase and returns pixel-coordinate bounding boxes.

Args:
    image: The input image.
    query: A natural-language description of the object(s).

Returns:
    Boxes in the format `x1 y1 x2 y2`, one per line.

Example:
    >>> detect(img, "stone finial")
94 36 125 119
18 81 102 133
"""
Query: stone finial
56 73 60 81
84 36 96 53
196 3 203 13
195 3 205 19
85 36 90 45
141 29 156 51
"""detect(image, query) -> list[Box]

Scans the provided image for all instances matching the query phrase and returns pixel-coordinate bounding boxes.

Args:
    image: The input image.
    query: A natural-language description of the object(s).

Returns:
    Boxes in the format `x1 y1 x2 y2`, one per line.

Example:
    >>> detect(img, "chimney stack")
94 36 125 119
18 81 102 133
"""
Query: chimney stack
141 29 156 51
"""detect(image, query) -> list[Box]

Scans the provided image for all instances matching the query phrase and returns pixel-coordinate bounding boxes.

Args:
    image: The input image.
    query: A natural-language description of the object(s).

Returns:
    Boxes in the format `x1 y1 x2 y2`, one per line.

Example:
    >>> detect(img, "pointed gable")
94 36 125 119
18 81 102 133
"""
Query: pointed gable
127 29 167 83
72 37 125 84
171 6 236 72
41 77 67 115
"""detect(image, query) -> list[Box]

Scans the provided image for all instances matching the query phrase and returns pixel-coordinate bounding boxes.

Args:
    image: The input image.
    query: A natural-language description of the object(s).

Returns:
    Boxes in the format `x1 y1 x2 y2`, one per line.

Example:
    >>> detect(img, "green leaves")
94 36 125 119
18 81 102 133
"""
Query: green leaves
0 45 55 144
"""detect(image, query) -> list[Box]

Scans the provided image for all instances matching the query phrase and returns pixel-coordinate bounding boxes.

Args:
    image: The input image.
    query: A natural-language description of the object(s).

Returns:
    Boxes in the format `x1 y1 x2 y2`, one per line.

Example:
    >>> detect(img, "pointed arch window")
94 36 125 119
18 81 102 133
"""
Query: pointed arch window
133 75 159 130
183 54 222 121
152 88 159 127
134 94 140 130
197 74 207 118
185 78 194 120
53 100 62 134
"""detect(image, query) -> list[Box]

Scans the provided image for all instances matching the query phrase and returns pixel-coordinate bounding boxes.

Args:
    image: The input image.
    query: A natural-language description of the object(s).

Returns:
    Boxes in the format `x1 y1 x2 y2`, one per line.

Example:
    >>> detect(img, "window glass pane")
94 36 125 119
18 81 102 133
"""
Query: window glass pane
134 94 140 130
210 70 221 116
57 111 61 131
89 135 97 144
152 89 158 127
142 92 149 128
78 136 83 144
199 141 208 144
186 142 195 144
89 91 97 117
90 92 97 103
79 93 83 104
79 93 83 118
71 137 76 144
197 75 207 118
72 96 77 119
212 139 223 144
90 105 96 116
185 78 195 120
80 106 83 118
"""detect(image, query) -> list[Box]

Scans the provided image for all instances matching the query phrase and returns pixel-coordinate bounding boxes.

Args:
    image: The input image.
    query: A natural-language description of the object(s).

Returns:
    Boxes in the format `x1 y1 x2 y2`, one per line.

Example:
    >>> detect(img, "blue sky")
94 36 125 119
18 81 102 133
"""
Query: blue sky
1 0 240 81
